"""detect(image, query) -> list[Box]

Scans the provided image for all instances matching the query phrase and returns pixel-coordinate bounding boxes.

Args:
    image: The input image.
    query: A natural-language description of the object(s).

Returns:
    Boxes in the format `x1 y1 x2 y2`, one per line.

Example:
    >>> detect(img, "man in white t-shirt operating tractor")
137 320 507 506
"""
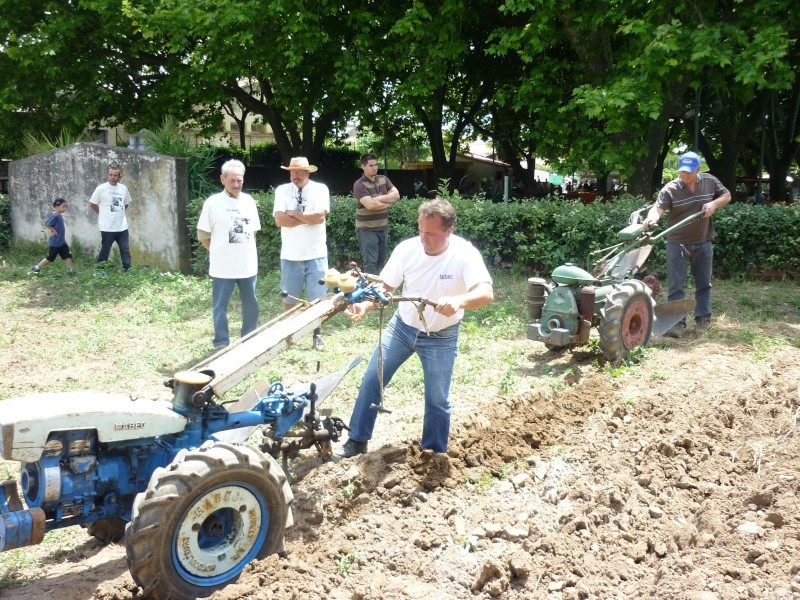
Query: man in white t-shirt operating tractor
339 198 494 458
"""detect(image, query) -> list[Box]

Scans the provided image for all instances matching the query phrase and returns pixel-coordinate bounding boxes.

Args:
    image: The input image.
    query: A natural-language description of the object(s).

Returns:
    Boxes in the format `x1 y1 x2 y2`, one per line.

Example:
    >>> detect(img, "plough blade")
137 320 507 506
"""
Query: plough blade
652 298 696 338
214 356 363 444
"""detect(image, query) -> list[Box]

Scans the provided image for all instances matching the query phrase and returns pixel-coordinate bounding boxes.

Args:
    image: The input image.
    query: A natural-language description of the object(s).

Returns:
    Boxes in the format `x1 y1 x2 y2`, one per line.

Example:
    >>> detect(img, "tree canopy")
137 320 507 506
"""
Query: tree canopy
1 0 798 198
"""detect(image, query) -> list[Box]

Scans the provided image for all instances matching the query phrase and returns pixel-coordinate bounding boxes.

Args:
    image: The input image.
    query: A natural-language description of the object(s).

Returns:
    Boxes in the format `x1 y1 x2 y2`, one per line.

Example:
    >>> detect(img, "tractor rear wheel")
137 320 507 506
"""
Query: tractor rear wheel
125 442 293 600
598 280 653 363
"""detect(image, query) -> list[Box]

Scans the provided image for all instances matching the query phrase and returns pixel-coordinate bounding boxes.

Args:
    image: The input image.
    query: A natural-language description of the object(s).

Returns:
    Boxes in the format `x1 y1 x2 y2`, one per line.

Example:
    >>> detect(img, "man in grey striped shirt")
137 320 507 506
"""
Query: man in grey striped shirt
644 151 731 337
353 153 400 275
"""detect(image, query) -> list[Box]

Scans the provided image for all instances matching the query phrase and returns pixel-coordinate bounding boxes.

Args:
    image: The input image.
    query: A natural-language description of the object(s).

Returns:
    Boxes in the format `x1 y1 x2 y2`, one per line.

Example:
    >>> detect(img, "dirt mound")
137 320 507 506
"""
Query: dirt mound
7 339 800 600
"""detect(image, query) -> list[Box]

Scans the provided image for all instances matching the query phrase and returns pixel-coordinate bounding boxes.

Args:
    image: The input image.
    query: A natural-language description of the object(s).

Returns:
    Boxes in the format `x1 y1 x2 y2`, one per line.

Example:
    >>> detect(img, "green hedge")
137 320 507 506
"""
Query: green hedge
186 193 800 279
8 173 791 277
450 196 800 279
0 195 11 249
713 203 800 277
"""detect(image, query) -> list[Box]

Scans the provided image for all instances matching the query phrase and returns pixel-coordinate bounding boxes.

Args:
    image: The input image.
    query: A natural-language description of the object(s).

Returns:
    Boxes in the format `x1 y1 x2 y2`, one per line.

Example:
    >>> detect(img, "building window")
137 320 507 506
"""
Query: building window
229 122 238 132
129 135 147 151
250 123 262 133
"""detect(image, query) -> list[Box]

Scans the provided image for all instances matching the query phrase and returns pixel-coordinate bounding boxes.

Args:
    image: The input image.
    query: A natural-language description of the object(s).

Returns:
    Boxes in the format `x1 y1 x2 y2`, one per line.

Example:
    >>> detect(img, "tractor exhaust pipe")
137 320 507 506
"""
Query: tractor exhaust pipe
0 480 46 551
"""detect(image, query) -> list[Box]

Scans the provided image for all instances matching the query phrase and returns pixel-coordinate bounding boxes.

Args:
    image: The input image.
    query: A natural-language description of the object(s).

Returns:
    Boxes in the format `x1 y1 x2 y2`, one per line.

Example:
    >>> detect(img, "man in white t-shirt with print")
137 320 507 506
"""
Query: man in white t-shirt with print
89 164 133 270
273 156 330 350
197 160 261 350
339 198 494 458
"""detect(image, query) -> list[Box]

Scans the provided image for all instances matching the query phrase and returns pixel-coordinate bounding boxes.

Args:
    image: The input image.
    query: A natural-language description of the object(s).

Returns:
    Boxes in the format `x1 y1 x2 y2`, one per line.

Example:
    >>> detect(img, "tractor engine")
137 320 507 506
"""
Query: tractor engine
22 429 103 521
3 428 154 552
21 429 132 523
0 391 188 552
527 264 597 348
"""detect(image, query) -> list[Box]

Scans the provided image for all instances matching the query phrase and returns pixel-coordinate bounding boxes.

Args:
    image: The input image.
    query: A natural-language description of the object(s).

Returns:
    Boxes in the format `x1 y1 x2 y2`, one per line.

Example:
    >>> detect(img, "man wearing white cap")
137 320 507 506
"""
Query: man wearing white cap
273 157 331 349
644 151 731 337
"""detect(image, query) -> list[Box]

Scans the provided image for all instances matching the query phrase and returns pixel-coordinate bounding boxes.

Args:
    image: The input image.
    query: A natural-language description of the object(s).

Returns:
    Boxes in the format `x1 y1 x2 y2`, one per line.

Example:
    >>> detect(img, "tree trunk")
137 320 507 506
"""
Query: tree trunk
767 81 800 204
415 103 452 188
628 117 672 199
224 80 337 166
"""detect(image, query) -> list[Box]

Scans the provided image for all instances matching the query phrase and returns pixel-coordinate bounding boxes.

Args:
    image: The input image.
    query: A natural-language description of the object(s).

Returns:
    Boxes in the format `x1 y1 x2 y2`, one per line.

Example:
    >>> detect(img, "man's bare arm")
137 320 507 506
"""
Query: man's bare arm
358 187 400 211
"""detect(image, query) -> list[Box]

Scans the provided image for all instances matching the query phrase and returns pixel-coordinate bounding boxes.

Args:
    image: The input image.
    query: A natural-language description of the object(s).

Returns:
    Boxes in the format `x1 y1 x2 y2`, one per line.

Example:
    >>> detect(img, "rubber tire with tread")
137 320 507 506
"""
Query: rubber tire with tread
598 280 654 363
125 441 293 600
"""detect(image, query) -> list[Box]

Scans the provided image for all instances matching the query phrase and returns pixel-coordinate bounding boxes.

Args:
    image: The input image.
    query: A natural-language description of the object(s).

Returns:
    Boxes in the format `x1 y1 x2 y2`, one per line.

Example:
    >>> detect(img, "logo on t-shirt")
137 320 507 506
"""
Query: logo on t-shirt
440 274 454 280
229 215 252 244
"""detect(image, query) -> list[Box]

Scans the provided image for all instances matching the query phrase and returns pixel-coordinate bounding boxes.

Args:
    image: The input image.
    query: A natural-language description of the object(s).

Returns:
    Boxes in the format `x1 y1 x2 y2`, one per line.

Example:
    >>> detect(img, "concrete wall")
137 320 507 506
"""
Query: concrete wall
9 143 191 273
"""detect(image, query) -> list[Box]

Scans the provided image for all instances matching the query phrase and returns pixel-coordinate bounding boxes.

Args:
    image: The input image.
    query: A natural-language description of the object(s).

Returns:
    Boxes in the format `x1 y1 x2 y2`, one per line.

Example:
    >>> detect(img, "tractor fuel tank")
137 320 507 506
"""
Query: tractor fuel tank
551 263 595 286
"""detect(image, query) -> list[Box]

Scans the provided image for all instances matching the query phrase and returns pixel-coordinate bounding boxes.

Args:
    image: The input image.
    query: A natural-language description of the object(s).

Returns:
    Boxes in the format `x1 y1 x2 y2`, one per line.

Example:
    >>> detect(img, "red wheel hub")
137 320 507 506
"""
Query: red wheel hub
621 298 651 348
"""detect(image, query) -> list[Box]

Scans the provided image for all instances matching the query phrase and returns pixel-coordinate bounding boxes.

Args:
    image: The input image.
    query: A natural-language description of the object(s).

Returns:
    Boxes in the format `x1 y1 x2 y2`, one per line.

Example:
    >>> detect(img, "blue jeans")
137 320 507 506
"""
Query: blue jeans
280 257 327 304
211 275 259 347
356 228 388 276
348 314 460 453
666 241 713 322
97 230 131 269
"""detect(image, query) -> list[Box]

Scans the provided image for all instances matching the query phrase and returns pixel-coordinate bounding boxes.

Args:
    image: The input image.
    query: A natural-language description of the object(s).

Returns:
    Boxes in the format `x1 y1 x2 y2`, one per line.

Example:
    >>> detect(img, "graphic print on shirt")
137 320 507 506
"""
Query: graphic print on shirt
295 189 306 213
228 208 253 244
110 192 126 212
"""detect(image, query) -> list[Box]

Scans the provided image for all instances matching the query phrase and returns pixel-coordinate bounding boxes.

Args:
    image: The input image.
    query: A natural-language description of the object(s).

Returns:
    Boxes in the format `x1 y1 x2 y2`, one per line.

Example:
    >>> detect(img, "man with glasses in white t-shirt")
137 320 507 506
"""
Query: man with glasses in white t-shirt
273 157 331 349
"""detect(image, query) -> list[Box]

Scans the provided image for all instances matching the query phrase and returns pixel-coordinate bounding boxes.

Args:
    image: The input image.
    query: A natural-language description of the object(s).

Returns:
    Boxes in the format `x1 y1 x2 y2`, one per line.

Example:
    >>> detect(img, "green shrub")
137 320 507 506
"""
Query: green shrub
0 195 10 249
254 193 282 270
443 195 647 276
245 143 282 167
161 190 800 280
713 203 800 277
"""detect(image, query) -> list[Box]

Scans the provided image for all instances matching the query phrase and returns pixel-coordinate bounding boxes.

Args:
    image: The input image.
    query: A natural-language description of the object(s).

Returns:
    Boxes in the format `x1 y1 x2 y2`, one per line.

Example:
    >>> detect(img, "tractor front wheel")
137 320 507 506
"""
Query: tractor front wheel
598 280 654 363
125 442 293 600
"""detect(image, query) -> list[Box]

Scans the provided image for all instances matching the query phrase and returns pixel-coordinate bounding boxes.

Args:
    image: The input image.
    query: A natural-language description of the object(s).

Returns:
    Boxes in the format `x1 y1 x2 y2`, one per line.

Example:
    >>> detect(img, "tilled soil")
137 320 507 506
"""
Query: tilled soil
4 336 800 600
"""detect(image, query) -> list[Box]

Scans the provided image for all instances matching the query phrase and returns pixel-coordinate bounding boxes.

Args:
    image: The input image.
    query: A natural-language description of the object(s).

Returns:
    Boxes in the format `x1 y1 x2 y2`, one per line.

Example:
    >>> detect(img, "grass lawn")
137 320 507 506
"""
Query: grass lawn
2 242 799 403
0 240 799 587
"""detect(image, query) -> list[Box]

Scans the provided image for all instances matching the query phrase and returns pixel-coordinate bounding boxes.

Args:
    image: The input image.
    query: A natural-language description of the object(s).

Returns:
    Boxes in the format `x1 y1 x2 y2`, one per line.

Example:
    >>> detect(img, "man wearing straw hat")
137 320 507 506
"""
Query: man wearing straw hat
273 157 331 349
